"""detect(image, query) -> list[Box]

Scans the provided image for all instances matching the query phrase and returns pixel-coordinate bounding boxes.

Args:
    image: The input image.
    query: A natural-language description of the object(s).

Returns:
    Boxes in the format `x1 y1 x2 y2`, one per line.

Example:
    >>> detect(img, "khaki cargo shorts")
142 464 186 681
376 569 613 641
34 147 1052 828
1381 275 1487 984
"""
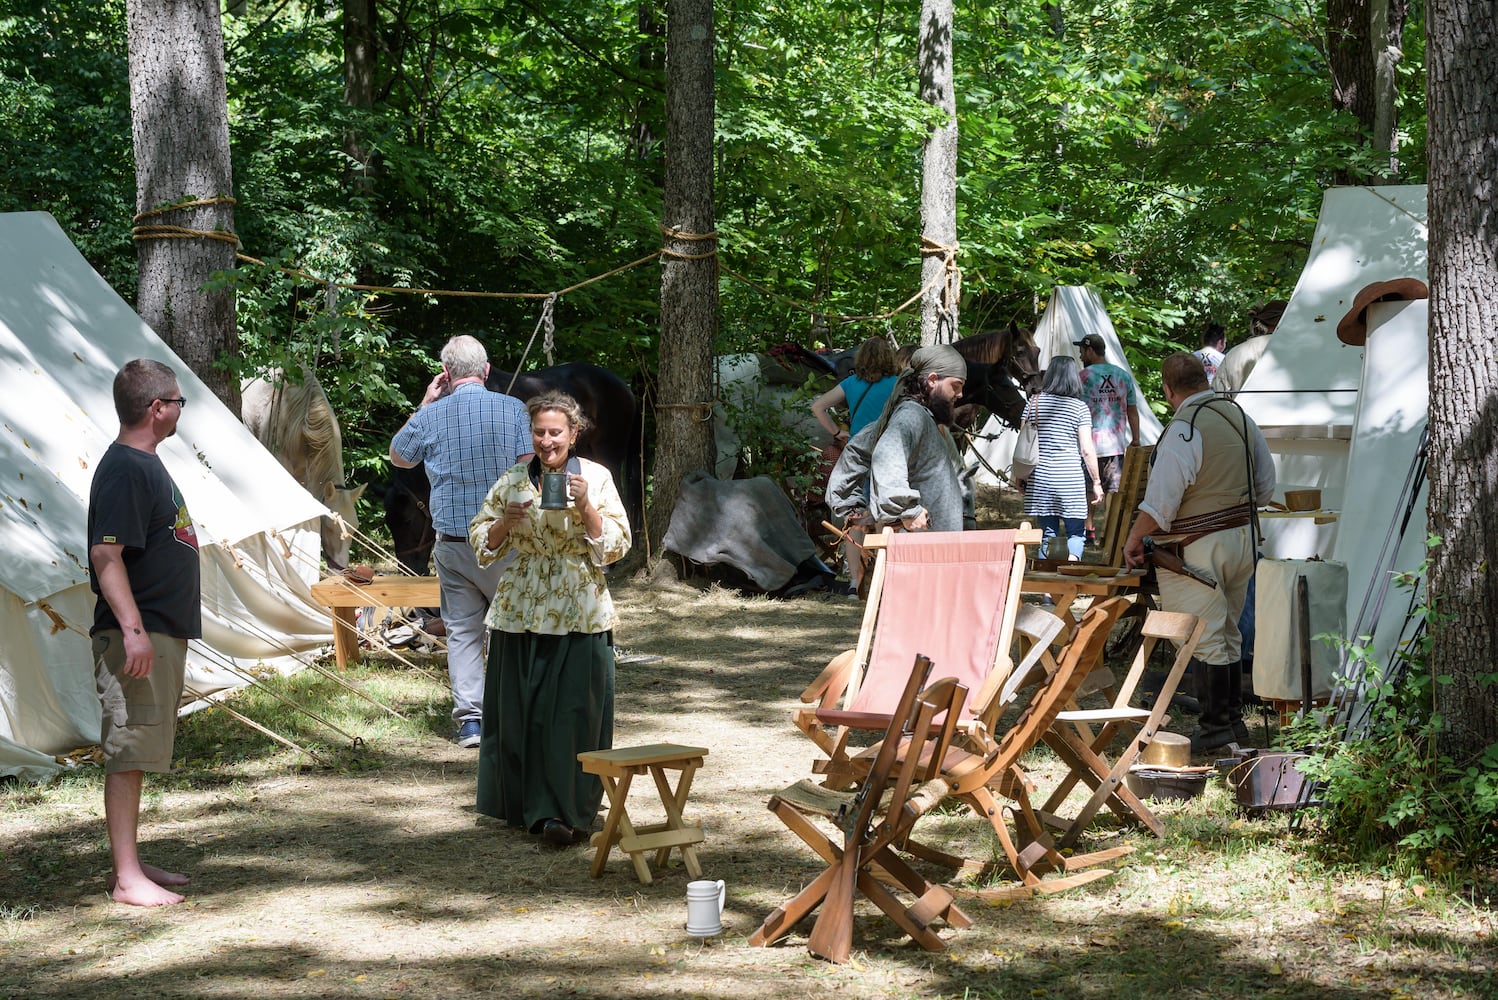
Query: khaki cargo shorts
94 630 187 774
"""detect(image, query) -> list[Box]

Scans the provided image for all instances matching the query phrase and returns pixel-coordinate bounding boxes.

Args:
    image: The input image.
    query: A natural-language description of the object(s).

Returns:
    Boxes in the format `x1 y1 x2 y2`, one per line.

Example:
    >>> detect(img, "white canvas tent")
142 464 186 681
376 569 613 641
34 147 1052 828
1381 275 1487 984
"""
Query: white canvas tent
0 212 336 781
1331 298 1429 669
1228 185 1429 678
970 285 1162 485
1236 185 1427 562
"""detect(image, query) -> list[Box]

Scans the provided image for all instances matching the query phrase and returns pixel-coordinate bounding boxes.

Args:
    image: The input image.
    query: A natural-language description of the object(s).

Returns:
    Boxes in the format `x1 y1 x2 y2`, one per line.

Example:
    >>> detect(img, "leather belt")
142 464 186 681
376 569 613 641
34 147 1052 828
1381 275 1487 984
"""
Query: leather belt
1165 504 1255 547
437 532 467 543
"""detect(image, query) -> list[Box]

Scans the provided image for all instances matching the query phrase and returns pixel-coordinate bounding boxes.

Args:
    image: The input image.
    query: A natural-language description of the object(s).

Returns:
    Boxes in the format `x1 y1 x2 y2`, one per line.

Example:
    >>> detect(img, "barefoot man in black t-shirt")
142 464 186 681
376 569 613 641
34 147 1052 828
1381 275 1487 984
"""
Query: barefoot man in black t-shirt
87 359 202 906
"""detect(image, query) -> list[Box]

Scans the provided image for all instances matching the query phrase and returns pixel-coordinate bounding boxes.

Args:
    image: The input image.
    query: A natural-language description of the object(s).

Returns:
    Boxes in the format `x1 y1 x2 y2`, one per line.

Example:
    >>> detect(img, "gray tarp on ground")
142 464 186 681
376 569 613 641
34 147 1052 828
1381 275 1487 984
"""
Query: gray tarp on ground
662 473 817 591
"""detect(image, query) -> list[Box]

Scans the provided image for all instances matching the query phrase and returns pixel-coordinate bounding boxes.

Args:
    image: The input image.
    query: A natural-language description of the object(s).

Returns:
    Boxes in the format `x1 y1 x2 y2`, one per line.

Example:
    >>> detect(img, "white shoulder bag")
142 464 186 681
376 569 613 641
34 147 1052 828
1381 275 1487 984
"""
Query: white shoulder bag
1011 398 1040 484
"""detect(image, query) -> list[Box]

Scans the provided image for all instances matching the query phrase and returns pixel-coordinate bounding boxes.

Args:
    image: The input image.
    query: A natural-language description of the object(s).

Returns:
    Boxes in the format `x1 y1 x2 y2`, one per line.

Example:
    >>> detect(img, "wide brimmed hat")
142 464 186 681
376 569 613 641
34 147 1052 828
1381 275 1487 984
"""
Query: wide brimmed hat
1336 277 1428 346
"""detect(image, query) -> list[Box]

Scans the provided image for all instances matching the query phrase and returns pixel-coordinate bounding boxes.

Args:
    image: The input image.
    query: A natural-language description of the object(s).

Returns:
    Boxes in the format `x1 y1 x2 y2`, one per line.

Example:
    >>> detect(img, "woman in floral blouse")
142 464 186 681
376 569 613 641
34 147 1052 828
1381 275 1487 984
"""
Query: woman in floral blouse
469 391 631 847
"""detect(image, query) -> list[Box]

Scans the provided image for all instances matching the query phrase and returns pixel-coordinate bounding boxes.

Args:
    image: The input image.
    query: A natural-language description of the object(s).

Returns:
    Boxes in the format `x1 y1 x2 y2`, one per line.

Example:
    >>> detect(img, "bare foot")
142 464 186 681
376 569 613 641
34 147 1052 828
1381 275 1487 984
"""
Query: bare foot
108 873 185 907
141 862 190 887
108 863 190 892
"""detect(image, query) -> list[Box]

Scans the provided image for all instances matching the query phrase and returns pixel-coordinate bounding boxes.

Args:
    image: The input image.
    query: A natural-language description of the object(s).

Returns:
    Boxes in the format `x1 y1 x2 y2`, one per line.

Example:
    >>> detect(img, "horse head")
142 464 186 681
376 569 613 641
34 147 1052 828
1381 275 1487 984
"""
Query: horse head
1002 322 1042 395
954 362 1029 431
320 481 367 572
241 368 365 571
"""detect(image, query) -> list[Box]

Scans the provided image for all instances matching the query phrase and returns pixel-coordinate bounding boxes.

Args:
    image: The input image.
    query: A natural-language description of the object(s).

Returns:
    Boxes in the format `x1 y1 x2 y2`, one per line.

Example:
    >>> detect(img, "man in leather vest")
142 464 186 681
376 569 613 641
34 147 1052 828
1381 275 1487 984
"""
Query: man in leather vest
1124 353 1276 752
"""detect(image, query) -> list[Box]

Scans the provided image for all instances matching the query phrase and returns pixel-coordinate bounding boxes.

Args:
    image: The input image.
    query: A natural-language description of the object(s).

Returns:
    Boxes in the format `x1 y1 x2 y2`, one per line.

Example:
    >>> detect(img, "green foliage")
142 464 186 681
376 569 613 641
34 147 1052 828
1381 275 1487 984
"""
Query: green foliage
718 371 829 494
1286 556 1498 873
0 0 135 291
0 0 1432 482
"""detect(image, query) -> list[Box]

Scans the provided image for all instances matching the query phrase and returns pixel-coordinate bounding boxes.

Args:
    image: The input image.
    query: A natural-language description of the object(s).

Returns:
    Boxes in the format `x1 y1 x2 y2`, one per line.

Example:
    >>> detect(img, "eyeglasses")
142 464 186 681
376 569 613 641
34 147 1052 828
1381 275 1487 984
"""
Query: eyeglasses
157 397 187 409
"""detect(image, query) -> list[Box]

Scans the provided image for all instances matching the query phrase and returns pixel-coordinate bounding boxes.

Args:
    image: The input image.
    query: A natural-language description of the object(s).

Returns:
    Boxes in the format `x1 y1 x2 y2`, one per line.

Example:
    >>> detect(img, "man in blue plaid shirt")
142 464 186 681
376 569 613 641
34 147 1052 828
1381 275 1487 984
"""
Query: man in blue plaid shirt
391 335 529 747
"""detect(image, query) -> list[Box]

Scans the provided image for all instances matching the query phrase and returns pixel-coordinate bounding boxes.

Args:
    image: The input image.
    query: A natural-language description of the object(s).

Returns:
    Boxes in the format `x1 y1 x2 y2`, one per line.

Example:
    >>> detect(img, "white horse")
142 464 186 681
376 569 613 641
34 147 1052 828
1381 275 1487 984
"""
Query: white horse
241 369 366 570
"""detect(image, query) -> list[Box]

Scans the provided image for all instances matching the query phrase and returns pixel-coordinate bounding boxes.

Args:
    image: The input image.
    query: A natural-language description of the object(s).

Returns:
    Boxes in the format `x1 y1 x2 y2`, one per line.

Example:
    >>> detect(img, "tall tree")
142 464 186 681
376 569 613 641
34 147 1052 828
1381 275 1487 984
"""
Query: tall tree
1425 0 1498 760
127 0 238 407
917 0 958 345
1327 0 1411 181
649 0 716 550
343 0 377 196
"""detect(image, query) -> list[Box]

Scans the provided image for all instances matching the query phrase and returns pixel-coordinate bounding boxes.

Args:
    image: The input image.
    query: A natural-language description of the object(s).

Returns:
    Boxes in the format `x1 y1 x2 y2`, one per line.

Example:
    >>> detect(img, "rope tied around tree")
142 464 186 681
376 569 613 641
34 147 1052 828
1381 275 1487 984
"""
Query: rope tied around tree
658 223 720 266
919 234 961 323
723 263 945 328
655 401 716 422
220 217 962 346
131 195 241 248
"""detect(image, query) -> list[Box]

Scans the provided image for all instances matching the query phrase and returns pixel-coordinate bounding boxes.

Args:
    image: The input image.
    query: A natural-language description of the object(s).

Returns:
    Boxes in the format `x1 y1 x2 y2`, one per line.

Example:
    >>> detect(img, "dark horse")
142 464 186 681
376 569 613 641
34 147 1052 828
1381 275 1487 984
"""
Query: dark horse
384 361 640 576
952 325 1042 431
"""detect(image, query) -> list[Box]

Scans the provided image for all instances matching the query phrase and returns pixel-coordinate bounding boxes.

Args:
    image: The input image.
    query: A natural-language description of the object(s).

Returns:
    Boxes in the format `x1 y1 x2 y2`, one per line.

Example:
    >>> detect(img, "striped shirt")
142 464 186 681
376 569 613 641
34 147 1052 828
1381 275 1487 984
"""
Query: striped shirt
391 382 530 535
1020 394 1093 520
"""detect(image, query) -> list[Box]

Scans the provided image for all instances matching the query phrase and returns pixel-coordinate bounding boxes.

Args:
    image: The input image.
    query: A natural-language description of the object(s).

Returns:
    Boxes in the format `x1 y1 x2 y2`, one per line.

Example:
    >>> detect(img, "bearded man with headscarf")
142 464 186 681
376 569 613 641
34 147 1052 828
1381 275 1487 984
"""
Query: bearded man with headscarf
865 344 973 532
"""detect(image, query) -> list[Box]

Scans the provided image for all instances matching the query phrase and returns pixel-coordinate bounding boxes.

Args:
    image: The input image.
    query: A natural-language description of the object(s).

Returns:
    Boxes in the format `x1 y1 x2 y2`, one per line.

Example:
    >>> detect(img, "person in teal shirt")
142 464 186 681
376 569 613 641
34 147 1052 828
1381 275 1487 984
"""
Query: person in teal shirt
811 336 900 444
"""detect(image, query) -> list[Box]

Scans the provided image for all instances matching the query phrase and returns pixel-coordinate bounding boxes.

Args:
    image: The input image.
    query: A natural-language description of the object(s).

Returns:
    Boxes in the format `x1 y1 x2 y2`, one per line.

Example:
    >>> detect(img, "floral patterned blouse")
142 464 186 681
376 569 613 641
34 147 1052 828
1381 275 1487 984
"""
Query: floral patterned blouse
469 457 631 635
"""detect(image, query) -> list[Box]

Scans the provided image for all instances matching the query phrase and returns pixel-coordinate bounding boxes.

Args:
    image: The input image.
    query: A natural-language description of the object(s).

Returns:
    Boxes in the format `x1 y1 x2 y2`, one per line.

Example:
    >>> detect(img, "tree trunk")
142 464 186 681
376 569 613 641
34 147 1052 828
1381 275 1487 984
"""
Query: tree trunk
648 0 717 554
344 0 378 195
629 2 667 173
917 0 959 346
1426 0 1498 761
127 0 239 410
1368 0 1408 178
1328 0 1410 182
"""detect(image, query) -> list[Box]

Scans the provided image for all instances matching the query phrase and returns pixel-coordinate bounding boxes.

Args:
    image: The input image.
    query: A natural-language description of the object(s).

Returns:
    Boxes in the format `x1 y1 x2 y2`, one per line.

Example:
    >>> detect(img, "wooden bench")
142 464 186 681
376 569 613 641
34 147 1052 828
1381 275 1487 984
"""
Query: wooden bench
309 575 441 669
577 743 708 884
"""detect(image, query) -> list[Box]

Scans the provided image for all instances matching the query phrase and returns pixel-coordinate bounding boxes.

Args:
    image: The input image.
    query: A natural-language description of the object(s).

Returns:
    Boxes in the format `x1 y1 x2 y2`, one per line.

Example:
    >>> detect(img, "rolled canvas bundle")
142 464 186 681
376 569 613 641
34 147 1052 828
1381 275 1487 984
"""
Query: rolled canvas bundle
1251 558 1349 701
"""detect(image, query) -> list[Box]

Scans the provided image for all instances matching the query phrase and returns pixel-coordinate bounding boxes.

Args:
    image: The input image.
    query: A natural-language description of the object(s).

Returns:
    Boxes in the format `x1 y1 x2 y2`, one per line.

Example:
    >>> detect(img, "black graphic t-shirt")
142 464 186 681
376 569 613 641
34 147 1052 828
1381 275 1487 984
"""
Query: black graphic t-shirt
88 442 202 639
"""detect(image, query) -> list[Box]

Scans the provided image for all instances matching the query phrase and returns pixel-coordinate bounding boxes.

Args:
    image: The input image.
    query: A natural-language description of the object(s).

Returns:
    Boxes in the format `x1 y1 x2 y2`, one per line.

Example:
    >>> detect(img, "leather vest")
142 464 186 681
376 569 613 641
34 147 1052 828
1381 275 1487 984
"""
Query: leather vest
1169 396 1254 524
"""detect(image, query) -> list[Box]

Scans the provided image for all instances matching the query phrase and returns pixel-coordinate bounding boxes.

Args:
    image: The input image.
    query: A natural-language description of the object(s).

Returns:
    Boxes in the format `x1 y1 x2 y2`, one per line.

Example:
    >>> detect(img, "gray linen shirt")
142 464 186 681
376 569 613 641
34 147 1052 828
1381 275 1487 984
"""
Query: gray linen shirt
867 400 968 531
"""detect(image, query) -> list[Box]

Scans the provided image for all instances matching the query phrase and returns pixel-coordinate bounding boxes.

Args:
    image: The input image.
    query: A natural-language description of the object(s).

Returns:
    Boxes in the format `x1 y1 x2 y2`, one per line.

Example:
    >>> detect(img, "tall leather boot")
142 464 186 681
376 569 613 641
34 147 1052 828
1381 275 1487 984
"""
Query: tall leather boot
1140 658 1201 715
1225 659 1250 744
1190 661 1237 755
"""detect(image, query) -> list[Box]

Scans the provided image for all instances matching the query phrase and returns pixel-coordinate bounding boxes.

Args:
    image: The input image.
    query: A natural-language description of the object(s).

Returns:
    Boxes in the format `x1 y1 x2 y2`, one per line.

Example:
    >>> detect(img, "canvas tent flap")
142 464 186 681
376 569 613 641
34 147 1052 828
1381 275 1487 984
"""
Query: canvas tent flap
1030 286 1163 444
1330 298 1429 671
1236 185 1427 562
0 211 338 780
1224 187 1430 692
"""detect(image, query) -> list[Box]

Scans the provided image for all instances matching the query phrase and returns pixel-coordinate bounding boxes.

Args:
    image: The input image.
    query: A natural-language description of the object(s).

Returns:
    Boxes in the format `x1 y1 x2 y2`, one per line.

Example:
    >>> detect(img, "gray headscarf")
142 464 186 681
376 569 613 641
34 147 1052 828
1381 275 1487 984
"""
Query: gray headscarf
871 344 968 438
909 344 968 381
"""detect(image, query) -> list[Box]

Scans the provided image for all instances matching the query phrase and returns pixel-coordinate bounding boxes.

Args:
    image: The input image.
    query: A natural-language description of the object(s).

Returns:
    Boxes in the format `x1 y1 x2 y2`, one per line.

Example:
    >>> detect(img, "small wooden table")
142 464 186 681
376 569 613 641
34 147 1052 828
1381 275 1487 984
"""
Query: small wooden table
309 574 441 668
577 743 708 884
1022 569 1142 633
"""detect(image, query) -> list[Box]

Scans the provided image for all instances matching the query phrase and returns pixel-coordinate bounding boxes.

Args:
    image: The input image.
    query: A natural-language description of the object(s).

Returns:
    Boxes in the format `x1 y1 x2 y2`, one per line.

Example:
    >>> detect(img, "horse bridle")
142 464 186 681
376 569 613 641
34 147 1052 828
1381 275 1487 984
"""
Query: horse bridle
388 472 436 569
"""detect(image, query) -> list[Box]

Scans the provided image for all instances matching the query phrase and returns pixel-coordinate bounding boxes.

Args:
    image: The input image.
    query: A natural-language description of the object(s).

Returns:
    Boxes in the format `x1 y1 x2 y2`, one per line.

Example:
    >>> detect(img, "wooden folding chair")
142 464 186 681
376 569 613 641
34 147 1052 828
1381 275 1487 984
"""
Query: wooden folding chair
793 527 1045 789
910 596 1135 899
751 655 972 963
1037 609 1207 847
1098 444 1153 568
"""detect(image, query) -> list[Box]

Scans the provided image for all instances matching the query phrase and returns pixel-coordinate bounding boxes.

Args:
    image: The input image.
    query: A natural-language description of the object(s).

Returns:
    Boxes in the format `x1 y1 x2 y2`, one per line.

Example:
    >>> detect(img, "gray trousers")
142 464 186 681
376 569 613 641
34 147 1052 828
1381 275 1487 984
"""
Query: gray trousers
433 538 507 725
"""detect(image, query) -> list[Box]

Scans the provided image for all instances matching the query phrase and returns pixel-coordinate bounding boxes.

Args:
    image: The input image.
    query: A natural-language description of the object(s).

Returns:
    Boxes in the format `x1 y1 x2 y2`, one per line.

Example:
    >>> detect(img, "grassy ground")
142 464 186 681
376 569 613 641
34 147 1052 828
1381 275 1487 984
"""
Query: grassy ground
2 492 1495 999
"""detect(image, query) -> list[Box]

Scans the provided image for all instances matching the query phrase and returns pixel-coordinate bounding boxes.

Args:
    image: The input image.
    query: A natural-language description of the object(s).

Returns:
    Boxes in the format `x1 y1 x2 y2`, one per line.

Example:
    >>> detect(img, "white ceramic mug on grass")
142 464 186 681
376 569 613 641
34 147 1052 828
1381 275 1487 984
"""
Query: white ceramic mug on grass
685 878 725 937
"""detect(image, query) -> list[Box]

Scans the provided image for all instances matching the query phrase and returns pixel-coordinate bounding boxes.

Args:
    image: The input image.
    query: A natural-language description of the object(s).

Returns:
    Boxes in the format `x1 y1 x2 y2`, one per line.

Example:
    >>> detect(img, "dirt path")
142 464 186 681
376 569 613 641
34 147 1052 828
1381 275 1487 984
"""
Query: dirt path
2 516 1496 997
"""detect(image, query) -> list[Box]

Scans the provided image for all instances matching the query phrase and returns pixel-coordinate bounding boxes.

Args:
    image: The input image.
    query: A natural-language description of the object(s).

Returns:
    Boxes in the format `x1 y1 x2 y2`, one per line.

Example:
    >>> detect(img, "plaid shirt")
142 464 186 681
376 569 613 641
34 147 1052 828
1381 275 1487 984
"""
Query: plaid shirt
391 383 530 535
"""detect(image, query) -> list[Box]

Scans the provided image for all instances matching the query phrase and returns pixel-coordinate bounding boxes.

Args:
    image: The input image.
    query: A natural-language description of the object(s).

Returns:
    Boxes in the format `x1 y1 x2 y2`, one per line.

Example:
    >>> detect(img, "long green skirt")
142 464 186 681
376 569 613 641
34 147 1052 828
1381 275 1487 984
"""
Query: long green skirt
476 630 615 832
